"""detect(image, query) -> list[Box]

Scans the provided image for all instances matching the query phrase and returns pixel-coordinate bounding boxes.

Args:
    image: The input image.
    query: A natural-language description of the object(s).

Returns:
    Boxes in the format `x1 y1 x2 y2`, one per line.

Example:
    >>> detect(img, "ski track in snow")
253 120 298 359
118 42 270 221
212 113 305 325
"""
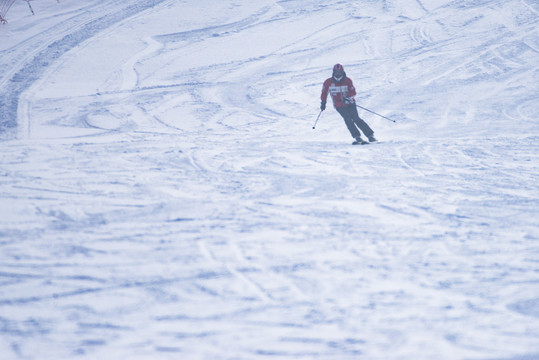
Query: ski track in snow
0 0 538 359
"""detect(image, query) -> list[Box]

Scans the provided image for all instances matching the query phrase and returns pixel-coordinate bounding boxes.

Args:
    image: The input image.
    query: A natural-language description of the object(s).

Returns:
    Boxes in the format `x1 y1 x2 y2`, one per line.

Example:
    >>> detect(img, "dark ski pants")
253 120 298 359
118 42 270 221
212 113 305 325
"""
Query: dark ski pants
337 105 374 139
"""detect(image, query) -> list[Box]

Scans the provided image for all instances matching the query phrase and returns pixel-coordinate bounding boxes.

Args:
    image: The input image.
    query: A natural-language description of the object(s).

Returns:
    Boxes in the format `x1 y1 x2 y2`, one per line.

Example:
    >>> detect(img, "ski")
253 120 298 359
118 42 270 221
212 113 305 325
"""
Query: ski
352 139 369 145
352 140 381 145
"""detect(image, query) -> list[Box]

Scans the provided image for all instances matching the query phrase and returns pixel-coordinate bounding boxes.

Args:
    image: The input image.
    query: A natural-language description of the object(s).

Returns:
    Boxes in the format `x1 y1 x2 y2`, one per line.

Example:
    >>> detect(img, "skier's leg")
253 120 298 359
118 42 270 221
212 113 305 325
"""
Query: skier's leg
337 107 361 139
350 106 374 137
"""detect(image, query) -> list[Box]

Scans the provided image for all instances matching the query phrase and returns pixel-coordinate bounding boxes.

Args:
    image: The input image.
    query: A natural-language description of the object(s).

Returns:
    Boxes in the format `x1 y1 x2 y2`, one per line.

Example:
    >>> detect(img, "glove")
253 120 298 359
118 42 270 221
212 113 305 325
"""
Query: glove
344 97 354 104
320 101 326 111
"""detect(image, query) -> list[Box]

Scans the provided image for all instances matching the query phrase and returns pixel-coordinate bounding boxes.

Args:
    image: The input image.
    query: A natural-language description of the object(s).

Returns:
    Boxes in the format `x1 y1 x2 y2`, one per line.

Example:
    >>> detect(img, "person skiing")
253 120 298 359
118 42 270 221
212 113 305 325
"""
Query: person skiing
320 64 377 145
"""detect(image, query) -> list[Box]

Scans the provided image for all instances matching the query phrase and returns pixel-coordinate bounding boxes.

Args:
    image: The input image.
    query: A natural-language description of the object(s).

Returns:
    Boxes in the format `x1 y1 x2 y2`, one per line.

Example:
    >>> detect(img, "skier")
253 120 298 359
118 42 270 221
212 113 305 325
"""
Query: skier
320 64 377 145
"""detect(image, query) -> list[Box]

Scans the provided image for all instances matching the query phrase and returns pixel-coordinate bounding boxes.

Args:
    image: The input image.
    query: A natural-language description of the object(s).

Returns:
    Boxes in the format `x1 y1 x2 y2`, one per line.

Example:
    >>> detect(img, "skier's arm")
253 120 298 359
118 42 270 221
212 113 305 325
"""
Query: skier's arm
342 78 357 104
347 78 357 98
321 80 330 102
320 80 330 110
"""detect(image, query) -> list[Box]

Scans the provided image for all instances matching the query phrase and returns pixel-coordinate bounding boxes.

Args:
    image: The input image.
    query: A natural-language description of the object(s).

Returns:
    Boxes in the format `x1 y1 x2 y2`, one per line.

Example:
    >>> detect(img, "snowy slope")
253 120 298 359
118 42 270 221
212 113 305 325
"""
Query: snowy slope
0 0 538 359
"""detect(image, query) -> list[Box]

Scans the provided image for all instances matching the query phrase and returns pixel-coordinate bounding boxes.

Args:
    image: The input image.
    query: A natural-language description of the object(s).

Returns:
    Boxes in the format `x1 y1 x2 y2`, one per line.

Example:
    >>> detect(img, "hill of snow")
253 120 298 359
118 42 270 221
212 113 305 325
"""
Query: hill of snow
0 0 538 359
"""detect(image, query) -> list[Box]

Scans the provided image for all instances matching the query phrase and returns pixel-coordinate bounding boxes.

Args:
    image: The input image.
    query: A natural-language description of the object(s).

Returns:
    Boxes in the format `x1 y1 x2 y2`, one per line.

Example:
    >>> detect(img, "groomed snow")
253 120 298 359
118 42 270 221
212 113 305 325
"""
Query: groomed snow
0 0 538 359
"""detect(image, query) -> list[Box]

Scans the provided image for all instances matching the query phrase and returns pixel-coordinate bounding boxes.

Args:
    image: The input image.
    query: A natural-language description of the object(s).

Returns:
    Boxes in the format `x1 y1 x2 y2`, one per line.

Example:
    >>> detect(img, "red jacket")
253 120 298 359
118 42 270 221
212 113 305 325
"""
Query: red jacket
321 76 356 108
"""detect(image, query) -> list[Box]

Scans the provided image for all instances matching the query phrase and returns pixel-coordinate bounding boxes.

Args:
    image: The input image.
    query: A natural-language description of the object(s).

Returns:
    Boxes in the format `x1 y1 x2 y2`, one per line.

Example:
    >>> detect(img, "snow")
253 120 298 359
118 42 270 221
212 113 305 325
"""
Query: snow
0 0 538 359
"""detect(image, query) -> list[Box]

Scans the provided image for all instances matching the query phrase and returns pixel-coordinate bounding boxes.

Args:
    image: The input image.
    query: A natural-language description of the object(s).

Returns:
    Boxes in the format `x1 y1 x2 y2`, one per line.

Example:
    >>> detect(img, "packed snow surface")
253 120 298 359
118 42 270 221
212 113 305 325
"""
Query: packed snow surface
0 0 538 359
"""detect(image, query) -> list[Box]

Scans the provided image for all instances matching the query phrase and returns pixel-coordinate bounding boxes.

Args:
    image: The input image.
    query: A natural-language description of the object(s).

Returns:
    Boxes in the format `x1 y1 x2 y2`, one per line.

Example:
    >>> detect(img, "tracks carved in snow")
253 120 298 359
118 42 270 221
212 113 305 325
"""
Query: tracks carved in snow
199 239 308 303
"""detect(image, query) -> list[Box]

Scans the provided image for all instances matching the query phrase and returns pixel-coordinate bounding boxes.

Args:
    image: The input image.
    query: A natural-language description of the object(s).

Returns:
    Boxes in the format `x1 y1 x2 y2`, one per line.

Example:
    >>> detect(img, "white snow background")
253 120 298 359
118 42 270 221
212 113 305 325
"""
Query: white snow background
0 0 538 359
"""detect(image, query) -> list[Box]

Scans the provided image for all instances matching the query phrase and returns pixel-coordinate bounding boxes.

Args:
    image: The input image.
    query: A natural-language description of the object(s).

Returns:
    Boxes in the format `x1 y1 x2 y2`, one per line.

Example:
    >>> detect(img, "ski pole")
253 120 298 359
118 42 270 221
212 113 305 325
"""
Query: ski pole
356 104 396 123
24 0 35 15
312 110 323 129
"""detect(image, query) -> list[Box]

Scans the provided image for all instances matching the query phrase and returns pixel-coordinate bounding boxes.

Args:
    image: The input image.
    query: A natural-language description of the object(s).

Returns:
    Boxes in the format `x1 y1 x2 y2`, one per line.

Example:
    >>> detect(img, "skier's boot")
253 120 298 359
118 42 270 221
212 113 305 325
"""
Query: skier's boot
368 135 377 143
352 137 368 145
